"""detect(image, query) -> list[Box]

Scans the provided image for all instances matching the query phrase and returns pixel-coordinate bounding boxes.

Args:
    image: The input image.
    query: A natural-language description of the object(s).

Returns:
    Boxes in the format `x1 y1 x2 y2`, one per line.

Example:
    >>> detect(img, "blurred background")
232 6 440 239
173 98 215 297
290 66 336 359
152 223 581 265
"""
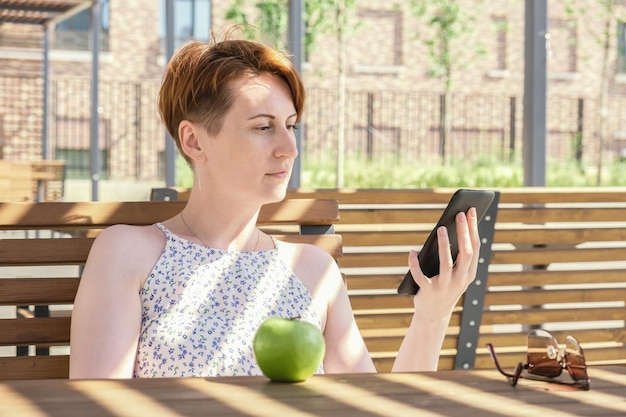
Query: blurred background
1 0 626 200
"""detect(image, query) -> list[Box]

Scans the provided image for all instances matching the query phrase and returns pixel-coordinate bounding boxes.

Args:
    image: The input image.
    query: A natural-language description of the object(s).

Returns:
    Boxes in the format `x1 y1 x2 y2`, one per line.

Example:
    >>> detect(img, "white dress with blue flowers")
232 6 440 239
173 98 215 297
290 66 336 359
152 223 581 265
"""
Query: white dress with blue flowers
133 223 323 378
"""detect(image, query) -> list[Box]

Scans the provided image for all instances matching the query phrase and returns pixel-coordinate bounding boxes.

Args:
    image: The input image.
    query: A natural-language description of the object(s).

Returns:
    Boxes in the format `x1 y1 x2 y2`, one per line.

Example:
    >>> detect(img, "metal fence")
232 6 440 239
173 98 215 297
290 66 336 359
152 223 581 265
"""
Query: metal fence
2 76 626 181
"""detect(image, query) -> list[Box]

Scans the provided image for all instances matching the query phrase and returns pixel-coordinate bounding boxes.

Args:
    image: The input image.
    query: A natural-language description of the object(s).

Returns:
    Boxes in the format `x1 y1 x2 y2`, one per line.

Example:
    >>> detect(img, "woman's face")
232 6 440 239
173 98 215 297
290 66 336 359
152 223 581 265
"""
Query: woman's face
195 72 299 205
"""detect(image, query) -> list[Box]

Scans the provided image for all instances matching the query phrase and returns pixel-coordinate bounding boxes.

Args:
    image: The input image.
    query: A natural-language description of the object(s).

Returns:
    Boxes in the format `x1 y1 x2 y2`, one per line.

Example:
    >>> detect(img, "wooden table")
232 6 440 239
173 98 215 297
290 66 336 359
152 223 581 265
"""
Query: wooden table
1 366 624 417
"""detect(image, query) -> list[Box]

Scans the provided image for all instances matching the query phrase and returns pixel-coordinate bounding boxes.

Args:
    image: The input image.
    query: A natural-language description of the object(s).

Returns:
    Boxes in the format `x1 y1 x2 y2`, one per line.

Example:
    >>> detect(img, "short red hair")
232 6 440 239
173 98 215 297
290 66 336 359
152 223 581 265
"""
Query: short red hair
158 35 305 164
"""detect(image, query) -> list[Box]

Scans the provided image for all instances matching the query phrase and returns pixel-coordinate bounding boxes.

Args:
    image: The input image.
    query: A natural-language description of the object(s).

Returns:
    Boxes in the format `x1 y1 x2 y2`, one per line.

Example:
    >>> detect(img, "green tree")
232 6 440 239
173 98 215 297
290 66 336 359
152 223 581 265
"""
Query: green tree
562 0 626 185
409 0 485 164
225 0 335 60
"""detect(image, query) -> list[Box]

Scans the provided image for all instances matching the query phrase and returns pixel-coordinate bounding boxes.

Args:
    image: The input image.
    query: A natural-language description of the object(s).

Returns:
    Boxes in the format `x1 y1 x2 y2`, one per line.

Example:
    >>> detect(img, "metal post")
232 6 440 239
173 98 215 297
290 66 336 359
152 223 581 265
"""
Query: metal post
90 0 102 201
42 26 50 161
164 0 177 187
288 0 304 189
522 0 548 186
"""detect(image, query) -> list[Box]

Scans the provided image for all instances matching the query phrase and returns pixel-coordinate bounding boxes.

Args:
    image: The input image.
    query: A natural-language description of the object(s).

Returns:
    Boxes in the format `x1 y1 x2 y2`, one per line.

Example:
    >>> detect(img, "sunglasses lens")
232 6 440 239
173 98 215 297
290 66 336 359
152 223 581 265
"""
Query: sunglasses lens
527 329 562 378
565 335 588 383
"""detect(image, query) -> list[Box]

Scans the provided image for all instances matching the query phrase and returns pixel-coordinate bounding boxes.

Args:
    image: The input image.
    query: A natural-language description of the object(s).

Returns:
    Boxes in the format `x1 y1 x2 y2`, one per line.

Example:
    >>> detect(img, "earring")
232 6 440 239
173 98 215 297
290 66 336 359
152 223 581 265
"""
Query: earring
197 156 203 161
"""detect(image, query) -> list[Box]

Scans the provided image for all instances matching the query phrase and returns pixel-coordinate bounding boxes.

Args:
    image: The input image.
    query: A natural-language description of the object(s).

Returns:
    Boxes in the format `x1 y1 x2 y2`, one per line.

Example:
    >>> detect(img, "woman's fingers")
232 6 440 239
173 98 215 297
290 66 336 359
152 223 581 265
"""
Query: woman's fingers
466 207 482 277
453 209 474 274
411 207 482 319
436 224 454 277
408 249 429 289
447 207 480 295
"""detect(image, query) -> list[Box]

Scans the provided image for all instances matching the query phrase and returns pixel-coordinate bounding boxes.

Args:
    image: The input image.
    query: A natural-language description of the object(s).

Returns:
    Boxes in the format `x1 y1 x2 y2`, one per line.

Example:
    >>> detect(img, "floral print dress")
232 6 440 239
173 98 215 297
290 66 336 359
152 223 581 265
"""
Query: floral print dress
133 223 323 378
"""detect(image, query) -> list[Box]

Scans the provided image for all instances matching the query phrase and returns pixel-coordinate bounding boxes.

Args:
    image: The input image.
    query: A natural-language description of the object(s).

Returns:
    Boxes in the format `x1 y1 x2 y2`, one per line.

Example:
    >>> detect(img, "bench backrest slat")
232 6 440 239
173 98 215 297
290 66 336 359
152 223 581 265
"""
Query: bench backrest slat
0 199 340 229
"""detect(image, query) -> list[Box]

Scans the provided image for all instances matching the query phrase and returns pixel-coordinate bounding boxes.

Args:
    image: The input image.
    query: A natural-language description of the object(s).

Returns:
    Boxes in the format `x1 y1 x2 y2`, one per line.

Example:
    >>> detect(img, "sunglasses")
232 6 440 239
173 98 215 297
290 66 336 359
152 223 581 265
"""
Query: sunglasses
486 329 590 390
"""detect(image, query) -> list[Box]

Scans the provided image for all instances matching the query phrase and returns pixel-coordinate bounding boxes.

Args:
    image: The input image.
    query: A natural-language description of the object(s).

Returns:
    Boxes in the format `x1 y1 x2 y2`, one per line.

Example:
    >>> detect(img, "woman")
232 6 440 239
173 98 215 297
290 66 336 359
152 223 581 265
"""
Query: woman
69 34 480 378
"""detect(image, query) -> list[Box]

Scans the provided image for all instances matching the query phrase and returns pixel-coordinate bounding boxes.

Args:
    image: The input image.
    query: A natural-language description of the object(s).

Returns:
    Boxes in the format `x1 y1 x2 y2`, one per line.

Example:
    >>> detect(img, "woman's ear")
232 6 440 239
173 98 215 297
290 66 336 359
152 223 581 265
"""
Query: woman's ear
179 120 203 161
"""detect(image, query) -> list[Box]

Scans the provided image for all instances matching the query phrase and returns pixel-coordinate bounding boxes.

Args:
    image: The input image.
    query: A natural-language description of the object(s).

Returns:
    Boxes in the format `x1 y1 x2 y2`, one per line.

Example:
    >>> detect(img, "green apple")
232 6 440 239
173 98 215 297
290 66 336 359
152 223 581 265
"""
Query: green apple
253 317 326 382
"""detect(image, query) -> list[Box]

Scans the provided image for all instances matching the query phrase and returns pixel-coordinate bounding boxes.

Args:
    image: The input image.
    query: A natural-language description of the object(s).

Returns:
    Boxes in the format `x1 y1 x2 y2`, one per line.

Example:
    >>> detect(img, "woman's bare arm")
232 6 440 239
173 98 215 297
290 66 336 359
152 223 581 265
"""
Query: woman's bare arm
393 208 481 372
69 225 162 379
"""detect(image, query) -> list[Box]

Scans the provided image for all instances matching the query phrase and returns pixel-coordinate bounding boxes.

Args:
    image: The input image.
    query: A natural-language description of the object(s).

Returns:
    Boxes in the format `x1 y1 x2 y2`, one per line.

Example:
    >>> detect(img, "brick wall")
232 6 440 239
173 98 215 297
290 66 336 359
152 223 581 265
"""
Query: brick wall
1 0 625 180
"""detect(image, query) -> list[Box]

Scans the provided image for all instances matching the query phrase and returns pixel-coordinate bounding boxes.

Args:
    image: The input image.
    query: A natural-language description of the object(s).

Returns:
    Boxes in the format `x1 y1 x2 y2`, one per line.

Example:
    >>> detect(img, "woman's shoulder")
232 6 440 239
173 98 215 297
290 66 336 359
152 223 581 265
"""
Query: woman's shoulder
86 223 167 278
276 239 335 264
93 223 165 250
276 239 342 287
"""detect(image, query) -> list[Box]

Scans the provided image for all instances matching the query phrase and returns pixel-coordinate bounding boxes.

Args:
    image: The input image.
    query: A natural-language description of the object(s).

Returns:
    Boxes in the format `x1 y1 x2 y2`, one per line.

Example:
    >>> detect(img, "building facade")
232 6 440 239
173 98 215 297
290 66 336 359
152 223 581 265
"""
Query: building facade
1 0 625 180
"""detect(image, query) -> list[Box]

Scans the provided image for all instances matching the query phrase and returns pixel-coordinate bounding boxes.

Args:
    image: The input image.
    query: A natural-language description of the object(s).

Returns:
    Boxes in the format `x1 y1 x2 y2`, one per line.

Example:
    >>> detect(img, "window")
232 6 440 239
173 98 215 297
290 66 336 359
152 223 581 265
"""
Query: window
160 0 212 50
351 9 403 73
547 18 577 74
492 16 507 71
618 20 626 74
53 0 110 51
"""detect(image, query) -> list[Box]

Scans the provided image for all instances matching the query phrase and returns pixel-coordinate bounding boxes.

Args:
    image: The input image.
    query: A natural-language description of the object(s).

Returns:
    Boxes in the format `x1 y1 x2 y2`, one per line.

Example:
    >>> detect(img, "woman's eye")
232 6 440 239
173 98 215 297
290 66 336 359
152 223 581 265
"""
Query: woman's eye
287 124 299 131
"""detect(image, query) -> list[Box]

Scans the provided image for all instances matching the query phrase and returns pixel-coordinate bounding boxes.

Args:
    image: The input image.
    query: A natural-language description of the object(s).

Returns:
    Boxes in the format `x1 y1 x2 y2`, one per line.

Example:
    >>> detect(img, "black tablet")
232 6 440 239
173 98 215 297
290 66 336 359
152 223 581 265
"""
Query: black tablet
397 189 496 295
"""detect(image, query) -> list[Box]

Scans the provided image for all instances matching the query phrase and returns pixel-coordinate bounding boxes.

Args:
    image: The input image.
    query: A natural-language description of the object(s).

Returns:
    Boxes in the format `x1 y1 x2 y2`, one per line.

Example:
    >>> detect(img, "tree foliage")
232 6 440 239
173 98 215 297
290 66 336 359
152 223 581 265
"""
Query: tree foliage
225 0 342 59
409 0 485 92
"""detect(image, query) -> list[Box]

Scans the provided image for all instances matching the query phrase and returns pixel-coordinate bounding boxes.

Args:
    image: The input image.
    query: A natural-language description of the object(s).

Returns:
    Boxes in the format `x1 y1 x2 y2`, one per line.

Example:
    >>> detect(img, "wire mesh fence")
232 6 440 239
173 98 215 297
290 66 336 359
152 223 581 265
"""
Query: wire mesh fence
1 75 626 181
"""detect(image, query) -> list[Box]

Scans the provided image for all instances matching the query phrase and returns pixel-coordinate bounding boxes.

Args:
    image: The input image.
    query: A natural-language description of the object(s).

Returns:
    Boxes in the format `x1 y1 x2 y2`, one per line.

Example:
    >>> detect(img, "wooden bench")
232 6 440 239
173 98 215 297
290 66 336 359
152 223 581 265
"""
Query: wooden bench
4 187 625 378
0 161 33 202
0 198 341 379
284 188 626 372
0 160 66 202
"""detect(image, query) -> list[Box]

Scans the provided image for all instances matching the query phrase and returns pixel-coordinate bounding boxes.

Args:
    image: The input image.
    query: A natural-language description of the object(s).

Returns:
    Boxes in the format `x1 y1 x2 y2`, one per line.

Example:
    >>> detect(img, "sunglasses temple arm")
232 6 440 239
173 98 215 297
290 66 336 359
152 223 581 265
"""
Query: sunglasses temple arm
485 343 520 379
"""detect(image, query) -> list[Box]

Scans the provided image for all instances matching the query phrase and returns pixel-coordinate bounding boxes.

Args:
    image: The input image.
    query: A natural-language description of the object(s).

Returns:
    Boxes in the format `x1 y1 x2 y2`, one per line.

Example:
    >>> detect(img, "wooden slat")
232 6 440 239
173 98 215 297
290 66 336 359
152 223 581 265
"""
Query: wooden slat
0 199 339 229
338 226 626 247
0 161 33 203
346 269 626 290
339 206 626 225
290 187 626 204
350 287 626 310
339 252 408 269
0 356 69 380
289 188 460 204
0 201 183 229
354 309 416 329
493 226 626 245
0 238 93 266
259 199 340 224
339 209 448 225
345 274 403 290
339 230 430 247
484 288 626 306
496 206 626 223
488 269 626 287
490 246 626 264
480 307 626 325
495 187 626 204
349 294 417 311
354 309 463 330
476 328 626 349
0 278 79 305
275 235 342 259
340 246 626 268
0 236 341 267
0 317 71 345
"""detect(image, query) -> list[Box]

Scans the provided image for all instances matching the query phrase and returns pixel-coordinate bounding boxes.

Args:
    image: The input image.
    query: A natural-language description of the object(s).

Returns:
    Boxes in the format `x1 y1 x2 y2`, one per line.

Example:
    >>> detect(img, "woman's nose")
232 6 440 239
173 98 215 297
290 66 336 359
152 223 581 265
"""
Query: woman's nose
275 128 299 158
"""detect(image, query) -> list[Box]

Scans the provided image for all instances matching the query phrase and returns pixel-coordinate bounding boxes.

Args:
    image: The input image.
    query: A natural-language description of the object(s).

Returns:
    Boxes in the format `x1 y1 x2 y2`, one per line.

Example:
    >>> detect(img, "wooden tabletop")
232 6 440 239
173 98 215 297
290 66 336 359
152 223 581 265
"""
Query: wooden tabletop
1 366 624 417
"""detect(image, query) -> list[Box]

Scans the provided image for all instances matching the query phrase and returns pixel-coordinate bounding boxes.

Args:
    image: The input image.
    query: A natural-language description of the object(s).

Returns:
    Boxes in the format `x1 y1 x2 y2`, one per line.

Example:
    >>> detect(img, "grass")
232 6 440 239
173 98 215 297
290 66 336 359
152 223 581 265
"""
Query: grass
176 153 626 189
301 154 626 188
